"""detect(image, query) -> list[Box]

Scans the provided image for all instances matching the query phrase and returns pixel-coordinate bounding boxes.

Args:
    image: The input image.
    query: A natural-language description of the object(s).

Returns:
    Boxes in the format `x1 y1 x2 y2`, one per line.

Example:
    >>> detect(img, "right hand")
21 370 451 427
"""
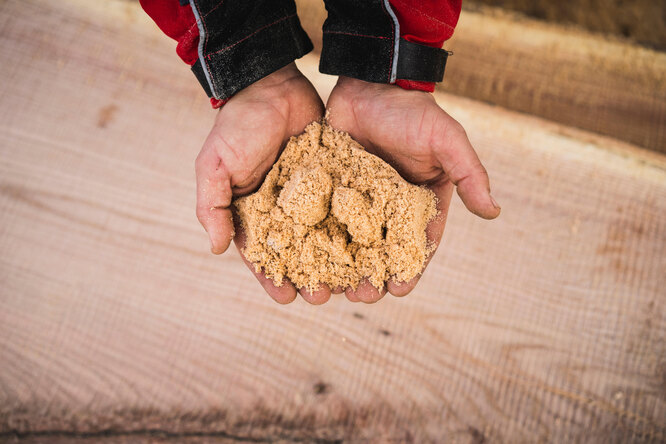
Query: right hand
325 76 500 303
195 63 324 305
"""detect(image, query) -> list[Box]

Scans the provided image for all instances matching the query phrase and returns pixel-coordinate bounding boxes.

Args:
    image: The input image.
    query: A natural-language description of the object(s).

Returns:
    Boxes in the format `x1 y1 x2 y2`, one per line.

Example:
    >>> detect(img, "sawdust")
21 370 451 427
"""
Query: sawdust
234 121 437 292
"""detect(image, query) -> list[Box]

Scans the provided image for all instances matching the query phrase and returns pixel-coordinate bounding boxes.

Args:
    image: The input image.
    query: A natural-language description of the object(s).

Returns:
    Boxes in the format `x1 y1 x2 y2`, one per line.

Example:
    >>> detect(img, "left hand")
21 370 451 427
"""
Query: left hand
326 76 500 303
195 63 325 305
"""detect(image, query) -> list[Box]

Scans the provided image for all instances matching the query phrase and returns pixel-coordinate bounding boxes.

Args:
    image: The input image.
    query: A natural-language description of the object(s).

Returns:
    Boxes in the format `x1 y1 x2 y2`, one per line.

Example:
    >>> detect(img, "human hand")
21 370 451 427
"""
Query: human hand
195 63 324 304
325 76 500 303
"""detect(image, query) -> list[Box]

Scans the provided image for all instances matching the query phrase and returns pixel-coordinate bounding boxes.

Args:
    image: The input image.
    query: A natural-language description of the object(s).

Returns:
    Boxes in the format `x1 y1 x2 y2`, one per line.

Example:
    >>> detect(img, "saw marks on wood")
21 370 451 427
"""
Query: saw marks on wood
0 0 665 442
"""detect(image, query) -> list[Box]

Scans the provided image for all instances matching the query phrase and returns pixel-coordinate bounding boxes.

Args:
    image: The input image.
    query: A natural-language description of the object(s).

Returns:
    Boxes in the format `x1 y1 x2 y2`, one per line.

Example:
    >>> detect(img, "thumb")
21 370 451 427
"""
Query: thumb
195 148 235 254
431 114 500 219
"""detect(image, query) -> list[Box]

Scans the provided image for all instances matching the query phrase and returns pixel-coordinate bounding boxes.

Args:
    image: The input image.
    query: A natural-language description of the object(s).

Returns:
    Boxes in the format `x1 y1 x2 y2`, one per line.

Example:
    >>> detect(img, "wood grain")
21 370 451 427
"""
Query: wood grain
1 0 665 442
295 0 666 154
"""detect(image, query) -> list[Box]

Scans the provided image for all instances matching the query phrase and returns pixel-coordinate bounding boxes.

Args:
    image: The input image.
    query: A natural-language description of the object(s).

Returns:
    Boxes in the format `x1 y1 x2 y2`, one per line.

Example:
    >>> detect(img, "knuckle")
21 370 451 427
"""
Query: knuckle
212 132 245 166
449 119 467 137
428 111 463 153
194 150 206 172
453 160 489 186
469 157 488 177
446 159 466 183
447 120 467 141
195 204 209 223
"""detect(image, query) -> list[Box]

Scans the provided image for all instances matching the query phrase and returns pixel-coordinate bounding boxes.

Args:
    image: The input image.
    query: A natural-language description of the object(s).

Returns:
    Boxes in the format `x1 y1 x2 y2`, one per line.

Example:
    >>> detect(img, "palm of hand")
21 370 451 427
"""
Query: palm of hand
325 77 500 302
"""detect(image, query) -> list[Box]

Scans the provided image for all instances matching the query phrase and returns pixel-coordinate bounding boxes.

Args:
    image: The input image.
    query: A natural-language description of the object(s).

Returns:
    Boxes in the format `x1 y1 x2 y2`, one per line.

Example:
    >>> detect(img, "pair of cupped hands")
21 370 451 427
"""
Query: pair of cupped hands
195 62 500 305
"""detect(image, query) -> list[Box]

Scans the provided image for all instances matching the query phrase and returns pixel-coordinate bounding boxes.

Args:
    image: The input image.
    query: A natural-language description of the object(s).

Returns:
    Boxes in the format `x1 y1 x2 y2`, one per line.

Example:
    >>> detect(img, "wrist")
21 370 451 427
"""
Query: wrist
336 75 435 95
256 63 302 88
239 63 304 101
335 76 377 94
212 64 304 110
334 76 402 98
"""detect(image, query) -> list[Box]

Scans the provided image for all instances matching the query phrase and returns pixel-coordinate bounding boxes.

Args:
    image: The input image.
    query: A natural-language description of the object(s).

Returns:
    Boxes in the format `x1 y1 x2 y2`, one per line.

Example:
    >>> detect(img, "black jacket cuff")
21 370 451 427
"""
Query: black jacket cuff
190 0 313 101
320 33 450 84
318 0 449 85
319 31 394 84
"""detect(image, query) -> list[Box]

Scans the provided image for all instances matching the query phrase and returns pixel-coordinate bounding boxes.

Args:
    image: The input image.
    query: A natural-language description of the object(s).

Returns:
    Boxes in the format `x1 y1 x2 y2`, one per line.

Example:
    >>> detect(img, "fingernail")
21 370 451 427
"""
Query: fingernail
490 195 501 210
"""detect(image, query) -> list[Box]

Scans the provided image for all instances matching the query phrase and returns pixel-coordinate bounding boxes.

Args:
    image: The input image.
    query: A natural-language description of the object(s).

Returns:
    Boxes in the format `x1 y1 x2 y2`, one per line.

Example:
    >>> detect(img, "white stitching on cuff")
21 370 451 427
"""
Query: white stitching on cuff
383 0 400 83
190 0 218 99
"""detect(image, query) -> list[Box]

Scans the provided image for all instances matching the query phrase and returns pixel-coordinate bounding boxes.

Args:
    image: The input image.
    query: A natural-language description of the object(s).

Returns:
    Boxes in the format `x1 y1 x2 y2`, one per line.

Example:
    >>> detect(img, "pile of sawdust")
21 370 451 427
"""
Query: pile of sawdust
235 121 437 292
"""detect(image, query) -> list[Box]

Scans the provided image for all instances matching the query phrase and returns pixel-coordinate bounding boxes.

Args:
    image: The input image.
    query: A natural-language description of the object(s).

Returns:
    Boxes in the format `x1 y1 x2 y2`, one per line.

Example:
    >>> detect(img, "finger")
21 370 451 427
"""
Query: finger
298 284 332 305
236 247 298 304
346 279 387 304
431 113 500 220
345 290 361 303
248 264 298 304
388 179 454 297
387 276 419 297
233 216 297 304
195 148 234 254
331 286 345 295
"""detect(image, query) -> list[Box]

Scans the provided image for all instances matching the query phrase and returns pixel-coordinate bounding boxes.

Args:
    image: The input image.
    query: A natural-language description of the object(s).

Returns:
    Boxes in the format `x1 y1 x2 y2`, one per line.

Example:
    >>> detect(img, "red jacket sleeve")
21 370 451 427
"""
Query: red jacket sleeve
320 0 460 92
143 0 459 102
141 1 312 109
390 0 461 92
139 0 200 65
139 0 223 108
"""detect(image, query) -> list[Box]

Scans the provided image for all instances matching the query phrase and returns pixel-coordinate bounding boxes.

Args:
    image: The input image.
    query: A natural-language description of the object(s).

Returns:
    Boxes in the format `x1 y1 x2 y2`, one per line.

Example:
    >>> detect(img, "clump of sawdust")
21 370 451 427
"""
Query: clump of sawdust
234 121 437 292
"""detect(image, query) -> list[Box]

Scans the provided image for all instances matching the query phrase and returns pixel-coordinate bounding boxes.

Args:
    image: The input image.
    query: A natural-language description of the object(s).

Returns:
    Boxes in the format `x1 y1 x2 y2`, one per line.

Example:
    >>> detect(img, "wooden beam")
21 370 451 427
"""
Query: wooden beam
467 0 666 51
1 0 665 442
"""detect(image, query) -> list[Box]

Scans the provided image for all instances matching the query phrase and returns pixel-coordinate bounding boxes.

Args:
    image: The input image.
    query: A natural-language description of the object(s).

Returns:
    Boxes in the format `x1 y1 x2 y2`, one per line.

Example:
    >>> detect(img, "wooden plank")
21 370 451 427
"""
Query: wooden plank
468 0 666 51
295 0 666 154
1 0 665 442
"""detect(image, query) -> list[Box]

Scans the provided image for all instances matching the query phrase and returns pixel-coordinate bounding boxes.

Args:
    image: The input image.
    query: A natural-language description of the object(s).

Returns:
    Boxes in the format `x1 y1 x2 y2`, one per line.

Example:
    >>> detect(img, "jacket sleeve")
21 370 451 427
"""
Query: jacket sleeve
319 0 460 93
140 0 313 108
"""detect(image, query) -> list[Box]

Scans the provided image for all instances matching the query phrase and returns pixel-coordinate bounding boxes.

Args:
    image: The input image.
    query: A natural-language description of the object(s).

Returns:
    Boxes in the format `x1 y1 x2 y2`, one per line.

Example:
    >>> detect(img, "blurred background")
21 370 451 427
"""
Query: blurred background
296 0 666 153
472 0 665 50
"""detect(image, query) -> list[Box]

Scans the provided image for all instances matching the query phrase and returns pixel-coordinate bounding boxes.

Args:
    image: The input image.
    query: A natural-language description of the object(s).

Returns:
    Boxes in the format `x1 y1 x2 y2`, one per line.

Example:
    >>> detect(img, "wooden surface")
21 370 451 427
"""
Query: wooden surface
1 0 666 442
469 0 666 51
296 0 666 154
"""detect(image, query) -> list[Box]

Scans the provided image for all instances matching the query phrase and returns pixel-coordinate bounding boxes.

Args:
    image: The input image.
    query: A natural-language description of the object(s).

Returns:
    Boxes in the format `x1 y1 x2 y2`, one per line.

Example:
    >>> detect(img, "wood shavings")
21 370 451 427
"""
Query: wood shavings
235 121 437 292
